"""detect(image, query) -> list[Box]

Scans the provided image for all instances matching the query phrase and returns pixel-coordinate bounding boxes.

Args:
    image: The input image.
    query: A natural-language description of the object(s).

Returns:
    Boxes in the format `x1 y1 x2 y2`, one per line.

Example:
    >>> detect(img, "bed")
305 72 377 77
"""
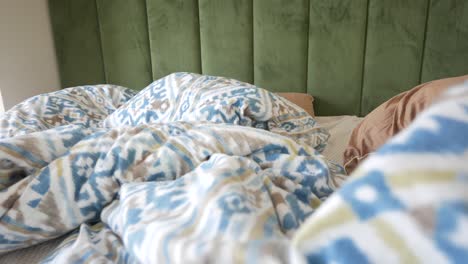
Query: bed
0 0 467 263
0 109 363 263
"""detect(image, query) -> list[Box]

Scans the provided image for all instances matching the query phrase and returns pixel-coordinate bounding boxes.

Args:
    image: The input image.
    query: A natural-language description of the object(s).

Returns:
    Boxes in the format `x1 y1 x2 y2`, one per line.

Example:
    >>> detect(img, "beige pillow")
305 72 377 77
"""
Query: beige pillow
343 74 468 174
276 92 315 117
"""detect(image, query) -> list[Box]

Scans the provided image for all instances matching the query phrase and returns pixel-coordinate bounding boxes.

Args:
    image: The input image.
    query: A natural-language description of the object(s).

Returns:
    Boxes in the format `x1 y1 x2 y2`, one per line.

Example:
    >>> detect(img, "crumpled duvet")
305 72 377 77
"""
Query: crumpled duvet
2 73 467 263
0 73 344 263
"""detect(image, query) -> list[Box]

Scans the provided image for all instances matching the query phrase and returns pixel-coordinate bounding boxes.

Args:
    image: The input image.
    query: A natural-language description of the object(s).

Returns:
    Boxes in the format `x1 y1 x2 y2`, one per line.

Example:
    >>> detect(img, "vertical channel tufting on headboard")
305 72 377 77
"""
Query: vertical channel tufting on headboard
254 0 309 93
421 0 468 82
307 0 368 116
49 0 106 87
199 0 254 83
96 0 153 89
360 0 429 115
147 0 202 80
49 0 468 116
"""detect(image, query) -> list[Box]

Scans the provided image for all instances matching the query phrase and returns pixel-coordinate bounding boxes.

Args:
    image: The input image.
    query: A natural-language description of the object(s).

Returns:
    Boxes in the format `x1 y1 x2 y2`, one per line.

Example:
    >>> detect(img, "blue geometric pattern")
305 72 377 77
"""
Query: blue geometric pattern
0 73 343 263
2 74 467 263
104 72 329 152
435 201 468 263
0 85 136 139
294 82 468 263
340 171 405 220
306 238 370 264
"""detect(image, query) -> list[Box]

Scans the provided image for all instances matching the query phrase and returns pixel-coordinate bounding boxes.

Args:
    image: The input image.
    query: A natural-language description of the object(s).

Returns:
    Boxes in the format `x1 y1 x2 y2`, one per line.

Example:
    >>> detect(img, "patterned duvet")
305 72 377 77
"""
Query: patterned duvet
0 73 466 263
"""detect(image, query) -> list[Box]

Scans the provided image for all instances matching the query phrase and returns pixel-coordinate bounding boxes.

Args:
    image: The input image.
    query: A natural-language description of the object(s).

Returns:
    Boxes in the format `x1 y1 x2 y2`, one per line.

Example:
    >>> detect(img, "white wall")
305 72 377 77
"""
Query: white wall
0 0 60 111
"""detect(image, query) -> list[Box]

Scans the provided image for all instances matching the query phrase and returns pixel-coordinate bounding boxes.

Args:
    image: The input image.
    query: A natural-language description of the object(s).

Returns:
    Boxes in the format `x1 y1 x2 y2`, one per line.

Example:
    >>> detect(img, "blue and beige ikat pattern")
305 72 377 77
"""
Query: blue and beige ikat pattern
1 73 466 263
0 73 341 263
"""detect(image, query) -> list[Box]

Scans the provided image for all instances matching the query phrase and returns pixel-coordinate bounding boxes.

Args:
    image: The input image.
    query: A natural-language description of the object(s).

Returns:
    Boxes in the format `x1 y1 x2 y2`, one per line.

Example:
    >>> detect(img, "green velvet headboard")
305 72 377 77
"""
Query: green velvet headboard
49 0 468 116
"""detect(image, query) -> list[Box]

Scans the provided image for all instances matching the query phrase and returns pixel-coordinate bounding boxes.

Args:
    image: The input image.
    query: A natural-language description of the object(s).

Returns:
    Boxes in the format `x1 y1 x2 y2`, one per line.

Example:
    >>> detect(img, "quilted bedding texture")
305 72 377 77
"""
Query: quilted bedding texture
0 73 343 263
1 73 467 263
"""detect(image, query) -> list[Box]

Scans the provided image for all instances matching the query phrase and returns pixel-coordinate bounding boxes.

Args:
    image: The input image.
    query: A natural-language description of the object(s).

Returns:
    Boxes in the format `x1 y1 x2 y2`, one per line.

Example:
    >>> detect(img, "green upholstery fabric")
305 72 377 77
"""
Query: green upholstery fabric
254 0 309 93
147 0 201 80
361 0 428 114
49 0 105 87
96 0 152 89
199 0 253 83
421 0 468 82
49 0 468 116
308 0 367 116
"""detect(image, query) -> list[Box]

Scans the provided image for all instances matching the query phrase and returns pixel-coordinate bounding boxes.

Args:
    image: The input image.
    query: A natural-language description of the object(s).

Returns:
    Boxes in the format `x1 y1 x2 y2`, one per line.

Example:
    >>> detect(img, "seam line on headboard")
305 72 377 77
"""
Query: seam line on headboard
418 0 431 84
196 0 203 74
358 0 371 116
251 0 255 84
94 0 107 84
143 0 153 81
305 0 311 94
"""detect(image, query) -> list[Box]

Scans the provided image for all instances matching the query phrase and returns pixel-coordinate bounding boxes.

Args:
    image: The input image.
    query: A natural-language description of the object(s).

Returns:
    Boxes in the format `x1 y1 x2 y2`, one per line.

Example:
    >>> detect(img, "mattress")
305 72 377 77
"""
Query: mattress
0 115 362 263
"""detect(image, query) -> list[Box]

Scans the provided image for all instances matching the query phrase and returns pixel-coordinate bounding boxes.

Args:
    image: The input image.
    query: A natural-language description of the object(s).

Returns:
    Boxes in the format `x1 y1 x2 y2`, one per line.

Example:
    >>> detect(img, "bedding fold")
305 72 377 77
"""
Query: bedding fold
1 73 465 263
0 73 343 263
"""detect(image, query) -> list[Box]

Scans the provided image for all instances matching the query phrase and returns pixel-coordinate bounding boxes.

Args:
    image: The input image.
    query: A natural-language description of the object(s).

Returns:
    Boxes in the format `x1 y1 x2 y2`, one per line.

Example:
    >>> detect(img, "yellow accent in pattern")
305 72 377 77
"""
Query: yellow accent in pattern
90 222 104 231
148 130 166 150
233 246 246 264
56 158 63 177
285 139 299 155
371 218 420 264
251 207 277 239
292 203 354 245
388 171 455 188
310 196 321 209
169 141 198 164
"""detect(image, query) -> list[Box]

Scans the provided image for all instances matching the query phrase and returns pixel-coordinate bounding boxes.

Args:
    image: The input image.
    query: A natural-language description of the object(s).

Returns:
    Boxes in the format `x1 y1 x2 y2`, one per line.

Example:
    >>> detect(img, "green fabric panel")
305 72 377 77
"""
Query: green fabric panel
308 0 368 116
147 0 201 80
50 1 466 115
253 0 309 92
48 0 105 88
361 0 429 115
421 0 468 82
199 0 253 83
96 0 152 90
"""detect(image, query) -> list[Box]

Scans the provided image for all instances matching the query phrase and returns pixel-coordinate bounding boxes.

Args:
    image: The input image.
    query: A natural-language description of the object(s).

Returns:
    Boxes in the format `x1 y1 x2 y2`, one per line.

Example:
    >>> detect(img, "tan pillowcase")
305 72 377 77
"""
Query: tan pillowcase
343 74 468 174
276 92 315 117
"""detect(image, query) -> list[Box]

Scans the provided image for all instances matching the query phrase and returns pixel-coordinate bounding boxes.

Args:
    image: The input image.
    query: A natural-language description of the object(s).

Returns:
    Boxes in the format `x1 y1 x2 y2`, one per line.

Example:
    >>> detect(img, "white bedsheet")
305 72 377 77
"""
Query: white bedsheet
315 115 363 166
